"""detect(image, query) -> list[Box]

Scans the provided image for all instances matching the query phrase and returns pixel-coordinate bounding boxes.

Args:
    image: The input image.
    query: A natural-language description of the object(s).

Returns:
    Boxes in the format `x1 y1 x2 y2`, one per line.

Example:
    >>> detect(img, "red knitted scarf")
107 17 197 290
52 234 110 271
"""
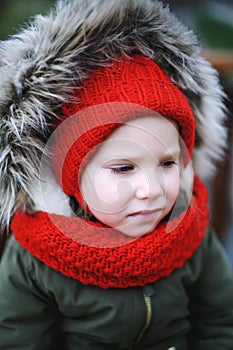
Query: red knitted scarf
11 176 208 289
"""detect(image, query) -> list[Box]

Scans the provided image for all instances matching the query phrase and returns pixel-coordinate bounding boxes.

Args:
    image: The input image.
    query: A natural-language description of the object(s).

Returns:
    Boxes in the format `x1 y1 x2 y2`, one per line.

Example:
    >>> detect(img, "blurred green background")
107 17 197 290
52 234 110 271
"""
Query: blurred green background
0 0 54 39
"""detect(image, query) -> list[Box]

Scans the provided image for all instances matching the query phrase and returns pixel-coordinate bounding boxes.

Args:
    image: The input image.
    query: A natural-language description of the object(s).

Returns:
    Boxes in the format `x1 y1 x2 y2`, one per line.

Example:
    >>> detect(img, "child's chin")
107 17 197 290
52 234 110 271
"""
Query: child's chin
116 222 157 238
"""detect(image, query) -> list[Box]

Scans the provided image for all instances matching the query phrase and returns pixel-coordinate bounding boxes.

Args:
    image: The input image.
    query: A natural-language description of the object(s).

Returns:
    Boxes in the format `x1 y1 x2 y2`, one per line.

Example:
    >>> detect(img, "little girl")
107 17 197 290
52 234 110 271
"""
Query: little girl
0 1 233 349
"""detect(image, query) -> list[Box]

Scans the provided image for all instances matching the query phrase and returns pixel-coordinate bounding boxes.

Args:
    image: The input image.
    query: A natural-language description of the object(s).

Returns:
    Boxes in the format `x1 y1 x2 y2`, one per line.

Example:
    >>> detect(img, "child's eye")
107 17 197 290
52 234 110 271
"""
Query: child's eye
110 165 134 174
161 159 176 168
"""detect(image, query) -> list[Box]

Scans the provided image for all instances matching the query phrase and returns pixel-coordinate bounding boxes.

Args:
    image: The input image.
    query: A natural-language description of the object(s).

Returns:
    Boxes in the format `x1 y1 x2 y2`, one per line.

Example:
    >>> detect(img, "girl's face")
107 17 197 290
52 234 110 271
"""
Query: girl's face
80 115 181 238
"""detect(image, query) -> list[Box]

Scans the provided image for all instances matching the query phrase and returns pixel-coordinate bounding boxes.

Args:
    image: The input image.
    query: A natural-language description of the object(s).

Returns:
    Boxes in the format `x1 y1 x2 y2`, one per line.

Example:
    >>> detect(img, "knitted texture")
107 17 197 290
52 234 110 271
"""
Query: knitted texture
11 177 208 289
52 54 195 202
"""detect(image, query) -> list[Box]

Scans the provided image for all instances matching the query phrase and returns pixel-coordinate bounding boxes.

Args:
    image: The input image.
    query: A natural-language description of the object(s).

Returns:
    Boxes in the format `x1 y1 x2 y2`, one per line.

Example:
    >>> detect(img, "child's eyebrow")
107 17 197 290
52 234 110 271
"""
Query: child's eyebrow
104 157 138 164
162 147 181 157
103 148 181 165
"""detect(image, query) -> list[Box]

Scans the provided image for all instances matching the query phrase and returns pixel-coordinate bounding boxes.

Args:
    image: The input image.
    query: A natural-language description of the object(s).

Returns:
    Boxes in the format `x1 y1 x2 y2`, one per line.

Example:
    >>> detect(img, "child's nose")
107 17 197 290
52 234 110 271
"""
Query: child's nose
134 169 163 200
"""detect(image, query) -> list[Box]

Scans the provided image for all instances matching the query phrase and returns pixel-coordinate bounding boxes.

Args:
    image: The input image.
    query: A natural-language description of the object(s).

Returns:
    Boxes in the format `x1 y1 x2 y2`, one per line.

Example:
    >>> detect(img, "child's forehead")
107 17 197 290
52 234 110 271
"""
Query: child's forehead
107 114 179 141
91 115 181 160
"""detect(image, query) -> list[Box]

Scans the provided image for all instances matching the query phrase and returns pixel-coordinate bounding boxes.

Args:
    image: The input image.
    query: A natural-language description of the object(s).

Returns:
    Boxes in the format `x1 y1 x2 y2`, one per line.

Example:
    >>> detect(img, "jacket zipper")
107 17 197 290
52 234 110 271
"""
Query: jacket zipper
134 288 153 344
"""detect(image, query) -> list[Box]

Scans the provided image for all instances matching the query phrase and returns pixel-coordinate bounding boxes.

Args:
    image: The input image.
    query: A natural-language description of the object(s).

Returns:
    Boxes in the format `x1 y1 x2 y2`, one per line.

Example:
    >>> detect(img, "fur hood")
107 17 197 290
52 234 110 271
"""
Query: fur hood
0 0 227 229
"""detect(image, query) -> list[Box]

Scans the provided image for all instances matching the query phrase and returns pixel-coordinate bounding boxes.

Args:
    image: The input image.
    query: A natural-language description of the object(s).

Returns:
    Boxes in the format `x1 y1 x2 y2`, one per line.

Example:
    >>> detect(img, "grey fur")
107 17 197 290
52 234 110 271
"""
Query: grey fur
0 0 227 229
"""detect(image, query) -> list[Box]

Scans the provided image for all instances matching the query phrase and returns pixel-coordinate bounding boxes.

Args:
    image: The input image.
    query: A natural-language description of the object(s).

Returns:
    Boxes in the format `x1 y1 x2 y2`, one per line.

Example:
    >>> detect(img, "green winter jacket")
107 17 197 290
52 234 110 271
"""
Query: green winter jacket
0 227 233 350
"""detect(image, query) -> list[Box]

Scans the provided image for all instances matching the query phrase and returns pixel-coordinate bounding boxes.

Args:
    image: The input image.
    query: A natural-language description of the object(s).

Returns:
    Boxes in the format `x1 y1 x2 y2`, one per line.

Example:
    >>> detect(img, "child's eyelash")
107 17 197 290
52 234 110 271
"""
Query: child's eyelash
110 165 134 174
161 159 176 168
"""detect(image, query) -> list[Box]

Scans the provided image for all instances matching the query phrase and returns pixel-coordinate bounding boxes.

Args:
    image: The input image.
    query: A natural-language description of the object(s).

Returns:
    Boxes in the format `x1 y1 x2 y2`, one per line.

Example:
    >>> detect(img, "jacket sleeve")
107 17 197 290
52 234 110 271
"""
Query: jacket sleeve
189 227 233 350
0 236 59 350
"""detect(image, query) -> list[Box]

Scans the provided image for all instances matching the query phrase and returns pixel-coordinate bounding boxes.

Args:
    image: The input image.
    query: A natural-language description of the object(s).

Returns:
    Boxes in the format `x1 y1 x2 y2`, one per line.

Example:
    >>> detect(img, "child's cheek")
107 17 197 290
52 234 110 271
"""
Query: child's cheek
164 170 180 203
94 175 133 212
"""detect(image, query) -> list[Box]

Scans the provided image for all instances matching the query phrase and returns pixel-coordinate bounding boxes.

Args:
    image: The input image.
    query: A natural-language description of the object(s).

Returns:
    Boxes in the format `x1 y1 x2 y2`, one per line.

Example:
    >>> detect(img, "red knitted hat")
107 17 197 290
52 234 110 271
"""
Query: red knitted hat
52 54 195 204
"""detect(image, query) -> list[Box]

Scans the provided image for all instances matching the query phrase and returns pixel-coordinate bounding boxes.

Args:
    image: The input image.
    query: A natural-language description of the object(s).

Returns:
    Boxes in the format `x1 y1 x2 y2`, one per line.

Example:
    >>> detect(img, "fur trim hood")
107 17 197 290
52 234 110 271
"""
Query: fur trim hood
0 0 227 229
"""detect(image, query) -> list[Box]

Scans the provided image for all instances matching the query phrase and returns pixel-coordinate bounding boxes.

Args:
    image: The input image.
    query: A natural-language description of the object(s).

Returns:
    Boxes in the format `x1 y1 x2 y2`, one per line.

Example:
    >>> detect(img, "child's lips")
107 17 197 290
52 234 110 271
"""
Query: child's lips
127 209 162 221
